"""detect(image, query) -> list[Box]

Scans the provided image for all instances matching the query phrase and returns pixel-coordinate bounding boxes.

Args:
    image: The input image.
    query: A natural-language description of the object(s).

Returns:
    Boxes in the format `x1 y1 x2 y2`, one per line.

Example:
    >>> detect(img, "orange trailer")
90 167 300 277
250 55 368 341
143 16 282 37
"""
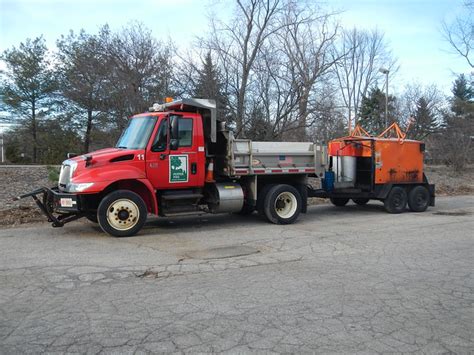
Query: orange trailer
309 123 435 213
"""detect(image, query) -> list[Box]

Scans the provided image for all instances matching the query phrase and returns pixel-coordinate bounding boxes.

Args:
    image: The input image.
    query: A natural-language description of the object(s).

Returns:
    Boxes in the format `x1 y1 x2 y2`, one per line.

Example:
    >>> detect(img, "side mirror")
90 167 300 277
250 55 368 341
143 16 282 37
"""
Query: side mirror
169 115 180 150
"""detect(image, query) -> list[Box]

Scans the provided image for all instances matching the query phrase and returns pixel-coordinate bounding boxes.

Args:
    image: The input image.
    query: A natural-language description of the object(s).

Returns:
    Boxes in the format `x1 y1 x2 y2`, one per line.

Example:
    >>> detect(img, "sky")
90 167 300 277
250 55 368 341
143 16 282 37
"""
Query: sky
0 0 471 97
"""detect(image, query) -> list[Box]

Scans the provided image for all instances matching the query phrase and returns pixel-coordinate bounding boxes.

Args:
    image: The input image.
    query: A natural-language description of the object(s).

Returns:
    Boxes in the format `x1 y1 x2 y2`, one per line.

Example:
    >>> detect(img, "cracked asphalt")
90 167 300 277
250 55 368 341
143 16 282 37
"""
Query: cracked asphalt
1 195 473 354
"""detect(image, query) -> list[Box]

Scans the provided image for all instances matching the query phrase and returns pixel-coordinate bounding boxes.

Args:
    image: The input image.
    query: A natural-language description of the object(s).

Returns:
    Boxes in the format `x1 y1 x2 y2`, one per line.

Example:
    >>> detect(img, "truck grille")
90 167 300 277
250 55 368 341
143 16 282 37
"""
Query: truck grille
58 164 71 190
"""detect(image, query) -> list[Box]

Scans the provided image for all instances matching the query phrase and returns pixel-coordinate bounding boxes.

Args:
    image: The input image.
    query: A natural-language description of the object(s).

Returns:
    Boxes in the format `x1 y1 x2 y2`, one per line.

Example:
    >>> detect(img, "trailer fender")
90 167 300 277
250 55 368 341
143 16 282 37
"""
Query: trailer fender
374 183 393 200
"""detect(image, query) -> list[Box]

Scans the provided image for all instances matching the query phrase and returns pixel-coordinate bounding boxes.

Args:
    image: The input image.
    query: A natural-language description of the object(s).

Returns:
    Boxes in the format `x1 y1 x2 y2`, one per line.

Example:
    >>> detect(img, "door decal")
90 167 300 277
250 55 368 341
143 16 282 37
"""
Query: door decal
169 155 188 183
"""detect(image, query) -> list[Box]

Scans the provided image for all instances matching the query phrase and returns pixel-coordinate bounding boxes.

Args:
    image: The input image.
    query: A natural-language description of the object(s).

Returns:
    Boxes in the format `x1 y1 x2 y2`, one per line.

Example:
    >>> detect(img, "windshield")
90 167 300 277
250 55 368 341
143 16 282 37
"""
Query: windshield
116 116 157 149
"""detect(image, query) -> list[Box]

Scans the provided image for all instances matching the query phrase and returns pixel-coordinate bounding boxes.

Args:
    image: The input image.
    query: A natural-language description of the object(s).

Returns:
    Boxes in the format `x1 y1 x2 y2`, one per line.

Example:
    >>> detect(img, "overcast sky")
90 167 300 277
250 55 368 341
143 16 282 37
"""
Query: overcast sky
0 0 471 96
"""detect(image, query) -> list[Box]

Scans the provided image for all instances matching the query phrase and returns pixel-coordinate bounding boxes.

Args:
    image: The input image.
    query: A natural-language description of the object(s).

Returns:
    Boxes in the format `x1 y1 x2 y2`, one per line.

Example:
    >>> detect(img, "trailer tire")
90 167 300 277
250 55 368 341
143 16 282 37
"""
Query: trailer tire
384 186 407 214
408 185 429 212
263 184 302 224
97 190 147 237
352 198 369 206
330 197 349 207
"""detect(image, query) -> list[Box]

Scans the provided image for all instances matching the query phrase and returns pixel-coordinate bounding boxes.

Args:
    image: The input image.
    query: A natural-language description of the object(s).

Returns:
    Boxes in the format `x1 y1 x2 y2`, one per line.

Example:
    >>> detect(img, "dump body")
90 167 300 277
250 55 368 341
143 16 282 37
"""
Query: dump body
214 131 326 178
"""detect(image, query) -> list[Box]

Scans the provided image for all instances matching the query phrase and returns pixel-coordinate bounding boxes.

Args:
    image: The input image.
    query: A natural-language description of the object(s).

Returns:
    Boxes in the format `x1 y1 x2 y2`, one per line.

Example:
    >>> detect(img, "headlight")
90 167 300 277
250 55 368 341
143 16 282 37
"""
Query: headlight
67 182 94 192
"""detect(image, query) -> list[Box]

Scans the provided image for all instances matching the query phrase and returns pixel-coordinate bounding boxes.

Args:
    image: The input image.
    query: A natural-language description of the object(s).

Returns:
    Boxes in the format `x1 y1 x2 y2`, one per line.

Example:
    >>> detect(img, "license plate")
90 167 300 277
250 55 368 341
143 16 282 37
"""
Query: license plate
60 198 76 208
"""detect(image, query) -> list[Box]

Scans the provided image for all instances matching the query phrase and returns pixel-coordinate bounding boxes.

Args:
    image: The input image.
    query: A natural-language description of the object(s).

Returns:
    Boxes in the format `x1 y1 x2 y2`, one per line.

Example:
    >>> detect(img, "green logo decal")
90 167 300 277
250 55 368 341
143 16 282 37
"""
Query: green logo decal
169 155 188 183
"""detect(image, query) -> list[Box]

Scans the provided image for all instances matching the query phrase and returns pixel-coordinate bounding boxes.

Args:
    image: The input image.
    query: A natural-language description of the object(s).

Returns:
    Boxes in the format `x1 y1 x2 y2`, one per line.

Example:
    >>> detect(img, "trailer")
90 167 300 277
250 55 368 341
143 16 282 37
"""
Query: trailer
16 98 435 237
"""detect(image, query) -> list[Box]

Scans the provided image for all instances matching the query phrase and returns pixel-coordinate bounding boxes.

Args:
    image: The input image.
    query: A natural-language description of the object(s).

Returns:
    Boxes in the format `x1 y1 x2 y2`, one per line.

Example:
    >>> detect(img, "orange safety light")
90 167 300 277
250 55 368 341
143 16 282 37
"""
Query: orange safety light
165 97 173 103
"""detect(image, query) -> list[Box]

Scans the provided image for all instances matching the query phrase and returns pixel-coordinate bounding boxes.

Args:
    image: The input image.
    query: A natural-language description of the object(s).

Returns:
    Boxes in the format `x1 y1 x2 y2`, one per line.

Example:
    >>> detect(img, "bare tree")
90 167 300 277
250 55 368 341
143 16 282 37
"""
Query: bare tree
202 0 285 136
104 22 175 130
333 28 397 132
280 2 340 140
442 1 474 68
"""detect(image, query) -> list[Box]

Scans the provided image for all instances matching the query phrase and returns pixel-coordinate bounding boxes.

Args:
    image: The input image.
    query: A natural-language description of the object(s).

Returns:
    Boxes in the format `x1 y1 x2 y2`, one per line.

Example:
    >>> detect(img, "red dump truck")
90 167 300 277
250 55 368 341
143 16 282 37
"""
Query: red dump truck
17 98 434 237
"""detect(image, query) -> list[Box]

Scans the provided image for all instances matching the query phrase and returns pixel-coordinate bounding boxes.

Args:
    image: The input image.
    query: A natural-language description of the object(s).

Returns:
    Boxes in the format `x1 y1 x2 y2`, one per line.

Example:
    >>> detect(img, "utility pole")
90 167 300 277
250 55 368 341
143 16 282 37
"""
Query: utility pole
0 133 4 163
379 68 389 127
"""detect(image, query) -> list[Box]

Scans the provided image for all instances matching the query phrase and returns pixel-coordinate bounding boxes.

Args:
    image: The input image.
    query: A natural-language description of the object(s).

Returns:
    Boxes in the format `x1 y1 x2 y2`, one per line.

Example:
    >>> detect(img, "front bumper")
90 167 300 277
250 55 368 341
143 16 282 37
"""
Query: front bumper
15 187 85 227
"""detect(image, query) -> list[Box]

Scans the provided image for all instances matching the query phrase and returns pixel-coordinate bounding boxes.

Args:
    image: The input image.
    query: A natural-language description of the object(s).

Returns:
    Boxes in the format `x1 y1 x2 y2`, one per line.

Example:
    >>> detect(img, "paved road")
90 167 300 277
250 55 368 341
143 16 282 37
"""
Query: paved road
1 196 473 354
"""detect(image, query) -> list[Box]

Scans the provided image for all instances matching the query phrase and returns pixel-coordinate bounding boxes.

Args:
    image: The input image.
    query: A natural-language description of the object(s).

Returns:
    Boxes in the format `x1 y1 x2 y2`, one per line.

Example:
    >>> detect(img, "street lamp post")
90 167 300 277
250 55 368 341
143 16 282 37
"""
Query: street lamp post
379 68 389 127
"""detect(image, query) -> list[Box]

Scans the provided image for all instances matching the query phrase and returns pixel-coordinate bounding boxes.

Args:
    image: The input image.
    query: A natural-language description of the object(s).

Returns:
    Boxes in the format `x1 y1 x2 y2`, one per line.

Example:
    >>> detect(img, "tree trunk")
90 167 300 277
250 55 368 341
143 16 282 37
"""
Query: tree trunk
84 109 93 153
32 100 37 163
297 89 310 141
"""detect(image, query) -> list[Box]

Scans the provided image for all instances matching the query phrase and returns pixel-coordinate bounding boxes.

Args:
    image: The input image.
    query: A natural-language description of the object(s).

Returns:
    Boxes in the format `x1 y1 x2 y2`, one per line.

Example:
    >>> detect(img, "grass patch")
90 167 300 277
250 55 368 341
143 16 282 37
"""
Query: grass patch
47 165 60 183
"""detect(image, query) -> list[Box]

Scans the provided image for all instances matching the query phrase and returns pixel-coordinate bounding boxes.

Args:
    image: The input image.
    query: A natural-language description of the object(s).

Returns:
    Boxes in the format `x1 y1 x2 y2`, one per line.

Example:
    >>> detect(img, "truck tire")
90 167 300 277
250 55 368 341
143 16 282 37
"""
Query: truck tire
97 190 147 237
257 184 275 217
384 186 407 214
408 185 429 212
263 184 302 224
330 197 349 207
352 198 369 205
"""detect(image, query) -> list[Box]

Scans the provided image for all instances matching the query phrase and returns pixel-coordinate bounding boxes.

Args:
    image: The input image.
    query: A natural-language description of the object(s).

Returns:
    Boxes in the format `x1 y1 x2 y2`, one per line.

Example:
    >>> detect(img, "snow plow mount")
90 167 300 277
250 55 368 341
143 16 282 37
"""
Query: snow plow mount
14 187 85 227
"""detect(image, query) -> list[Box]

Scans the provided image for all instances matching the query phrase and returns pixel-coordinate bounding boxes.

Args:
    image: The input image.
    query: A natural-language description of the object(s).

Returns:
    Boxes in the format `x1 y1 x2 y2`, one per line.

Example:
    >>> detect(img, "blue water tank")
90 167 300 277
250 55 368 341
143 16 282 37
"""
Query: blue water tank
323 171 335 192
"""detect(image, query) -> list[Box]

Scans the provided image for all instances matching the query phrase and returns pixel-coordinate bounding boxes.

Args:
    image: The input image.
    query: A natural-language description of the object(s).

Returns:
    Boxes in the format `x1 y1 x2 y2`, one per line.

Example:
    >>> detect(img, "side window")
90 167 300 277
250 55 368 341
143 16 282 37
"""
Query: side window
151 119 168 152
178 118 193 147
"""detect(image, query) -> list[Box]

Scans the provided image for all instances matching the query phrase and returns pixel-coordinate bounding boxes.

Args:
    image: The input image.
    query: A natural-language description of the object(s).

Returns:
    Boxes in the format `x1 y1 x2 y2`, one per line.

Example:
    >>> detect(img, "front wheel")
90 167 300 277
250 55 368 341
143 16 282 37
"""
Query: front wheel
263 184 302 224
97 190 147 237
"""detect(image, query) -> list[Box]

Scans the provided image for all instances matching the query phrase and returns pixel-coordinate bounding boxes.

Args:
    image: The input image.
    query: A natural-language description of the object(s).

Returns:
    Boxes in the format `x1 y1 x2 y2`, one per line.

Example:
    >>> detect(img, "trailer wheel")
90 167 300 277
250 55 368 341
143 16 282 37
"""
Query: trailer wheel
97 190 147 237
352 198 369 206
330 197 349 207
263 184 302 224
384 186 407 214
408 185 429 212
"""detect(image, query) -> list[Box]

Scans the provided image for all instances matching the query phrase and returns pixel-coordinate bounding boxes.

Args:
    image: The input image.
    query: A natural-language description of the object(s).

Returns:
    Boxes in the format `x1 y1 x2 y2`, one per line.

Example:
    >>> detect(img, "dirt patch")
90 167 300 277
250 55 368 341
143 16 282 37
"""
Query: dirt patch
0 206 46 226
425 165 474 196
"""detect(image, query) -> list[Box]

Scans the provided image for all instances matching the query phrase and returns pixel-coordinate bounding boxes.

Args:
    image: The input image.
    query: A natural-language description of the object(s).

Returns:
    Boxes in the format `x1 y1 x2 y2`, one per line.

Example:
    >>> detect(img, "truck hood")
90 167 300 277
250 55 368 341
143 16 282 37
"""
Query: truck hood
71 148 139 165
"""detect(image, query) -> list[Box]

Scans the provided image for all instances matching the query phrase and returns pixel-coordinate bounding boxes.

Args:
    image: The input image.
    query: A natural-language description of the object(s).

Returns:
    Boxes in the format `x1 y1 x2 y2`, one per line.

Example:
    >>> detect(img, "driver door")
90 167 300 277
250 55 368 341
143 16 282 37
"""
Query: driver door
146 114 204 189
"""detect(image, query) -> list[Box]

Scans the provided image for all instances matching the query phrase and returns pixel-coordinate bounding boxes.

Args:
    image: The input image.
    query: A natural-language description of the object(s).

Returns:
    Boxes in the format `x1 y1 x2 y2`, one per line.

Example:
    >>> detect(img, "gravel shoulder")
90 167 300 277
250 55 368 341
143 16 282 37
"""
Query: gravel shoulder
0 164 473 227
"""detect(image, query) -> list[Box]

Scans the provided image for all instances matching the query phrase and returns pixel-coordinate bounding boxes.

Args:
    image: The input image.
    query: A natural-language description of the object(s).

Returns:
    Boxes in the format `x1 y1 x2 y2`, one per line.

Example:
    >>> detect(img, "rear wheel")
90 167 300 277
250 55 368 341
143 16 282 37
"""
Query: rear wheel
408 185 429 212
384 186 407 214
330 197 349 207
352 198 369 206
97 190 147 237
263 184 302 224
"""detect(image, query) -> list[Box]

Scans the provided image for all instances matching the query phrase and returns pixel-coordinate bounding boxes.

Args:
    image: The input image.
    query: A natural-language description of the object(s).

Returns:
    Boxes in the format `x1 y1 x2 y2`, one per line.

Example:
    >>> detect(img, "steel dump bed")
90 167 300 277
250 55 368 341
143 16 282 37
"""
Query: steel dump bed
215 131 326 177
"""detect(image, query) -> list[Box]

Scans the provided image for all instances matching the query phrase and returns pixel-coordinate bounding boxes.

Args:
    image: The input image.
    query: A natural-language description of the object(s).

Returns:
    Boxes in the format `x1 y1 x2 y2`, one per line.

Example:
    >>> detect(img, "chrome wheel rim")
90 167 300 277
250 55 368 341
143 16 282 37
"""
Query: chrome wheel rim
106 199 139 231
274 192 297 218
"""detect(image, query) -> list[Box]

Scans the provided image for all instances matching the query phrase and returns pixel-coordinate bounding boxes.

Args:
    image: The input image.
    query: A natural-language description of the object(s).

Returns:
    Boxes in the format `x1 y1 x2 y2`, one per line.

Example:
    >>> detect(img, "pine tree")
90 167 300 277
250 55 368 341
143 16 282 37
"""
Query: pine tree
410 97 439 140
358 87 396 135
0 37 57 163
56 29 109 153
193 52 231 125
451 74 474 116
